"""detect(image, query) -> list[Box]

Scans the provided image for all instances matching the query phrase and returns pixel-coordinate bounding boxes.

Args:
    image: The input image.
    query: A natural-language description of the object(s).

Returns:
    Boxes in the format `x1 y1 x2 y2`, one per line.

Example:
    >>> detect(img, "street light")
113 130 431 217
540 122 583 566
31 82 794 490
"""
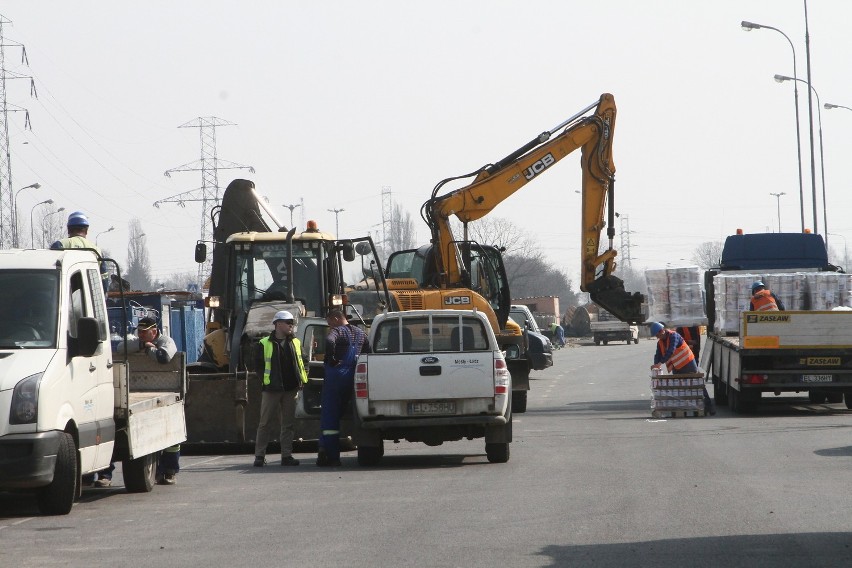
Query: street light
769 192 785 232
13 182 41 247
43 207 65 247
741 21 805 233
825 103 852 113
775 74 826 242
30 199 53 248
282 203 301 228
327 208 344 237
96 226 115 245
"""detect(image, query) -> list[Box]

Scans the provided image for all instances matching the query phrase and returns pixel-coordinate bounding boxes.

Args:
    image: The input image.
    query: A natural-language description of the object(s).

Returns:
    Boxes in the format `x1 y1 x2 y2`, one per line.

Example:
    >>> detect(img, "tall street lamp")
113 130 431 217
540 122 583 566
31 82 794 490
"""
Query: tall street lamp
282 203 301 228
769 192 785 232
44 207 65 247
741 21 805 233
96 226 115 245
30 199 54 248
327 208 344 237
14 182 42 247
775 74 826 243
824 103 852 113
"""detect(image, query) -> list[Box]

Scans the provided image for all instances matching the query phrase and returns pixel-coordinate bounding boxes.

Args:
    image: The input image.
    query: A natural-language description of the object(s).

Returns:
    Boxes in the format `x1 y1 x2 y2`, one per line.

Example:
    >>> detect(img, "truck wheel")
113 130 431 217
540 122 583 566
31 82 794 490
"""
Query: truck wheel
602 340 608 345
713 376 728 406
845 391 852 410
37 432 77 515
357 443 384 466
511 391 527 413
634 338 639 344
729 385 758 414
808 391 827 404
123 453 158 493
826 392 844 404
594 339 601 346
485 442 510 463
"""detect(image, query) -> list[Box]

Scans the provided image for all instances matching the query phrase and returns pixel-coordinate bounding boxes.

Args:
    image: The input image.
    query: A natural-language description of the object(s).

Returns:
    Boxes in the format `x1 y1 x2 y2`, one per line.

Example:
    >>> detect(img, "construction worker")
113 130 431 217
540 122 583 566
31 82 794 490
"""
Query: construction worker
550 322 565 348
253 310 307 467
50 211 110 290
317 308 371 467
749 281 785 311
649 322 715 415
675 325 701 361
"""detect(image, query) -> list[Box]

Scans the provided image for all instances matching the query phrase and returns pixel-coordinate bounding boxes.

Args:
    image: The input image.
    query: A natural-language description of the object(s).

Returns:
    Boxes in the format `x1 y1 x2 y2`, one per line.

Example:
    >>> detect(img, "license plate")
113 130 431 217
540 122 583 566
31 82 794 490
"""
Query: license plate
408 401 456 415
802 374 833 383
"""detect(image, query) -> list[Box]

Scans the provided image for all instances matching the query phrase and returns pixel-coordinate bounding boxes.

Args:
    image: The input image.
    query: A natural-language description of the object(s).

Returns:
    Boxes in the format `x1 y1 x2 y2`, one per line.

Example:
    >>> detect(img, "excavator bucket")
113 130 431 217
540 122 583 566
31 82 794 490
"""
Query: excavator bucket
587 274 646 325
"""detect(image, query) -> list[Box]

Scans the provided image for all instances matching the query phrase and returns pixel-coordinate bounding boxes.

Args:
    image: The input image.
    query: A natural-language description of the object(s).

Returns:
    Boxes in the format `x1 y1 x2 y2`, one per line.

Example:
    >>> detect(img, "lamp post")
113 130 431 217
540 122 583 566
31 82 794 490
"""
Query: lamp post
824 103 852 113
327 208 344 237
30 199 54 247
741 21 805 233
774 74 826 243
96 226 115 245
282 203 301 228
13 182 42 247
769 192 785 232
43 207 65 247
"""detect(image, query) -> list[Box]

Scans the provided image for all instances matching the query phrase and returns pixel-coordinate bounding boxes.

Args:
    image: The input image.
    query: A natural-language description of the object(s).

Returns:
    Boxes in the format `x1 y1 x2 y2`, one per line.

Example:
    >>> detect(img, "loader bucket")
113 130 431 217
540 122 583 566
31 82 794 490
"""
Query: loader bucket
587 274 646 325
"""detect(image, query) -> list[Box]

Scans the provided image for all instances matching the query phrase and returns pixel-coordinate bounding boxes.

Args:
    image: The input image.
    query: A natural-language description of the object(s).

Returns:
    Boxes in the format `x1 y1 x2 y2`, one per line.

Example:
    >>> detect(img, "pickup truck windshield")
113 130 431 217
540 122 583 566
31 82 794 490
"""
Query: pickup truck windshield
0 270 59 348
374 315 490 353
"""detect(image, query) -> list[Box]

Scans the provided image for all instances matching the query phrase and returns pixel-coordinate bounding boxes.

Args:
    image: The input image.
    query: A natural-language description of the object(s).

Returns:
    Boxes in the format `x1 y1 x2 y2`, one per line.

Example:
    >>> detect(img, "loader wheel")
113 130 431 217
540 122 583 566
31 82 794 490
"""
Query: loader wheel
37 433 77 515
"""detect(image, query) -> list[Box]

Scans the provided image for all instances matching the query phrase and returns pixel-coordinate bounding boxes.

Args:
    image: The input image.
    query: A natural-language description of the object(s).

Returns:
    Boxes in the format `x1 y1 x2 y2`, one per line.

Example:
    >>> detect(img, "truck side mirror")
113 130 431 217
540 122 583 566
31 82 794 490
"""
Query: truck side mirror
195 242 207 263
76 317 101 357
355 241 372 256
341 241 355 262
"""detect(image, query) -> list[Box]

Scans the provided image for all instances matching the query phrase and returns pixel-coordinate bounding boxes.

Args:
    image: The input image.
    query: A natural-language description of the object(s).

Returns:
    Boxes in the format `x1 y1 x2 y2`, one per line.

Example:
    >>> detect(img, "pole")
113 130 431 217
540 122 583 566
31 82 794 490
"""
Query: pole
327 208 344 237
283 203 301 228
769 192 785 232
803 0 818 233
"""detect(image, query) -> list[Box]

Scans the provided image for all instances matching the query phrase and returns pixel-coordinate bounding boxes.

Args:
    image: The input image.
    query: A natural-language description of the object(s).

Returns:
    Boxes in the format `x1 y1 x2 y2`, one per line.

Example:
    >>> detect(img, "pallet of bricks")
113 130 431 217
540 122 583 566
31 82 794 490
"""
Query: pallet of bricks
650 372 705 418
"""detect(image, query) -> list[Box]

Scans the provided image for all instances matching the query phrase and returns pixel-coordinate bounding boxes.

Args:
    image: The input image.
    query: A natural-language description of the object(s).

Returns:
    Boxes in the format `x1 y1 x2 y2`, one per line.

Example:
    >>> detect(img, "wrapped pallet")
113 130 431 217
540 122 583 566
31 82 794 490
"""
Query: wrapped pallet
644 266 707 327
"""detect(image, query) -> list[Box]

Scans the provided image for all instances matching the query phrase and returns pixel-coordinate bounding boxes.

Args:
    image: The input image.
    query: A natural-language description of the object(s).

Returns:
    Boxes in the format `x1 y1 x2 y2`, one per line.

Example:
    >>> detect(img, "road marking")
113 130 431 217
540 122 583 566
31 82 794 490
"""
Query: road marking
180 456 224 469
0 517 34 530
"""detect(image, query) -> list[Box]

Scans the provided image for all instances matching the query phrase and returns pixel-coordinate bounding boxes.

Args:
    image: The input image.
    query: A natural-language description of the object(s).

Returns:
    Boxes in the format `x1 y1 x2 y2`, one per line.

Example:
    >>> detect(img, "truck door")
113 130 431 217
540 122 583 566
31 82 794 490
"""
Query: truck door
67 267 115 472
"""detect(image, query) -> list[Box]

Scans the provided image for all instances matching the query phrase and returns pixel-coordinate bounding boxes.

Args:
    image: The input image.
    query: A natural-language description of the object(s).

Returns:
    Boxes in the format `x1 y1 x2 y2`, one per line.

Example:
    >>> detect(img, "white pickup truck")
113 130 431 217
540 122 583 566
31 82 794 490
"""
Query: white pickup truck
351 309 512 465
0 249 186 515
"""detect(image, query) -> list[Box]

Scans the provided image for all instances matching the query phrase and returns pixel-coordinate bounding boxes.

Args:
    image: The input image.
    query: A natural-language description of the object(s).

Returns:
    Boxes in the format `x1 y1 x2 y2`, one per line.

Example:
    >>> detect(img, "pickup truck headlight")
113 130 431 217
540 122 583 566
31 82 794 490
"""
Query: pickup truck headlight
10 373 42 425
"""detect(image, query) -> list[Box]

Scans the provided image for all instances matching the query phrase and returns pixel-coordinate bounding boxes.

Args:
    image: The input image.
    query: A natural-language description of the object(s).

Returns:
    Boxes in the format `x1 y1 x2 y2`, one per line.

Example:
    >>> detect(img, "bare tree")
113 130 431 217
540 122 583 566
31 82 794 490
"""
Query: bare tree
385 202 418 256
125 218 152 291
161 271 199 291
691 241 724 269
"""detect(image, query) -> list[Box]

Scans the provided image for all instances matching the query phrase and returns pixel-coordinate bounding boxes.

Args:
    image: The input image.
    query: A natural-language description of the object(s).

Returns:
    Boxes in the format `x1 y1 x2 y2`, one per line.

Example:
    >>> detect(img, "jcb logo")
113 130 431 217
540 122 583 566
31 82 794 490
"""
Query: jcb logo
523 153 555 180
444 296 471 305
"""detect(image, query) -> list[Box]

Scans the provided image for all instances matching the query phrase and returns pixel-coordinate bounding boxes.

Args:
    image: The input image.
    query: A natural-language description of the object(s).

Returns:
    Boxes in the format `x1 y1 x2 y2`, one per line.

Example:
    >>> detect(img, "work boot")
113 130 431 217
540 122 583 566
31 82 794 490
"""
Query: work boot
281 455 300 466
94 477 112 488
253 456 266 467
161 470 177 485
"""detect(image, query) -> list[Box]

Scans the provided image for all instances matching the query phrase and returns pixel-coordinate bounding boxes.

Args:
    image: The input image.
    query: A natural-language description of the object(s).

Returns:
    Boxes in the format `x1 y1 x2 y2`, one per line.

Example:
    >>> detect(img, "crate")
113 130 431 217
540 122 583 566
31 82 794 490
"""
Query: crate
650 372 706 418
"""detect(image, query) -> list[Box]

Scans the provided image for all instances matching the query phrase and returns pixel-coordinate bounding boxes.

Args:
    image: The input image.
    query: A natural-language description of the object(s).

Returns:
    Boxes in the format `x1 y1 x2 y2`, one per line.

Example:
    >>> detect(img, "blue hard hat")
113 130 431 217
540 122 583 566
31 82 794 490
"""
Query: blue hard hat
67 211 90 228
751 281 765 293
649 322 664 335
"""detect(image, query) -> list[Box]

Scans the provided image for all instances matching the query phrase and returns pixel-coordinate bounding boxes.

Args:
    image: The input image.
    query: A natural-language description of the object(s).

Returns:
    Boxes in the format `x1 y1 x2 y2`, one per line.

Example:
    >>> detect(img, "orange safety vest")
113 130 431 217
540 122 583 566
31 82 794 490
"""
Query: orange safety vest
751 289 779 312
677 326 700 359
657 330 695 372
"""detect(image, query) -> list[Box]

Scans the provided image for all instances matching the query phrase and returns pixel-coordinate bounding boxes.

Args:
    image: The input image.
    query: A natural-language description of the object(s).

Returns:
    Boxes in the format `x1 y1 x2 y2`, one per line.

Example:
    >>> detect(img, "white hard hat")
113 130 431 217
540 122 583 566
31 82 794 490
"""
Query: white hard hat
273 310 295 323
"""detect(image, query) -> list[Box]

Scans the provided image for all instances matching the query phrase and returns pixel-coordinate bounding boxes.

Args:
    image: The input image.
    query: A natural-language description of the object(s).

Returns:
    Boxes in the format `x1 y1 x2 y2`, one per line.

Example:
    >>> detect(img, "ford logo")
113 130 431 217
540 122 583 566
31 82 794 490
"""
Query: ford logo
421 356 439 364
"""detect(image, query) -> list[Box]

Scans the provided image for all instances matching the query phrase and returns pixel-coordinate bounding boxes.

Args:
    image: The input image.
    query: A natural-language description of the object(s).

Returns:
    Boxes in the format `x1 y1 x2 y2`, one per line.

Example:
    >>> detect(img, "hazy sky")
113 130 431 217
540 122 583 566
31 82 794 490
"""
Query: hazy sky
2 1 851 288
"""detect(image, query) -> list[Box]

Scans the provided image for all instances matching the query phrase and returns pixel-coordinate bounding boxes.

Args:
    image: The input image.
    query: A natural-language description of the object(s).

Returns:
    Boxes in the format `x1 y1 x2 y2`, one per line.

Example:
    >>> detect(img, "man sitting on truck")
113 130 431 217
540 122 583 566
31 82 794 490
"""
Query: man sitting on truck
650 322 715 415
749 281 785 311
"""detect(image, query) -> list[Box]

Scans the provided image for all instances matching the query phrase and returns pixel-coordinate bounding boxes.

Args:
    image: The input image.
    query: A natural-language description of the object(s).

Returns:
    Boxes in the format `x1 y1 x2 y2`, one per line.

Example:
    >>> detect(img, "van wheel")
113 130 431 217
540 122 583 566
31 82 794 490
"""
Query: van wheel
511 391 527 414
357 443 383 466
123 453 158 493
37 433 77 515
486 442 510 463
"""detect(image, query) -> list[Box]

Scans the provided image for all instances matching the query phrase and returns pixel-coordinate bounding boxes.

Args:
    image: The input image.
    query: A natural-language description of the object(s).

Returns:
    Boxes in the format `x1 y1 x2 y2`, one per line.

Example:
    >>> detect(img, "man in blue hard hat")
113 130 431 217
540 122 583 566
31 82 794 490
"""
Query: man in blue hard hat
51 211 110 290
749 281 785 311
649 322 715 415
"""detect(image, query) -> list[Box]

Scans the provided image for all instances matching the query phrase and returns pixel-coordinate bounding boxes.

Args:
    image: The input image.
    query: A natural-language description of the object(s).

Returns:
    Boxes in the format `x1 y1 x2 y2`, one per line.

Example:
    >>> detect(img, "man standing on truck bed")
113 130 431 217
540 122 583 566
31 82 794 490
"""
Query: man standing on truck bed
317 308 371 467
253 310 307 467
650 322 715 415
50 211 110 290
749 281 785 311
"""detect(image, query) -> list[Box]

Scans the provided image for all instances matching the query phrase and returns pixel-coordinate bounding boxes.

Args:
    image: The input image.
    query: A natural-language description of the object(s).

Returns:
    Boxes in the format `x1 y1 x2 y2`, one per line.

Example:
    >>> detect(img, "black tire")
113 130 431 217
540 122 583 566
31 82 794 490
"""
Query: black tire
808 391 827 404
634 338 639 345
356 444 383 466
594 339 601 346
37 433 77 515
826 392 844 404
603 340 608 345
729 384 758 413
845 391 852 410
486 442 510 463
123 452 158 493
511 390 527 414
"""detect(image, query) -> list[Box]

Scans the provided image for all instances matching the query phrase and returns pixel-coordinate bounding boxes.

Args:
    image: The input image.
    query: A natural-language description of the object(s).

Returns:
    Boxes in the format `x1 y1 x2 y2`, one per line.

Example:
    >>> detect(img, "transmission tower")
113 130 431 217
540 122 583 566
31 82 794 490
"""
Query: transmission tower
155 116 254 287
0 16 36 249
381 185 393 260
618 214 634 268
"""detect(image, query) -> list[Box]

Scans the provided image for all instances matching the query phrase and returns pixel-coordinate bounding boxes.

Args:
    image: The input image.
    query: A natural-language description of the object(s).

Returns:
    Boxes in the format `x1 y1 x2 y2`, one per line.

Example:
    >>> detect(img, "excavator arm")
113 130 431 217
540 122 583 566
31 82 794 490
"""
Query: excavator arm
423 93 644 323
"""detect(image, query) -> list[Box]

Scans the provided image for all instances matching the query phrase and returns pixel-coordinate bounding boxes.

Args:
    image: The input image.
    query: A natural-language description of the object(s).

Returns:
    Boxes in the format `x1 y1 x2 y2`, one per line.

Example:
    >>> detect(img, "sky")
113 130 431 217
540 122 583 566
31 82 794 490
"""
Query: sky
2 1 851 289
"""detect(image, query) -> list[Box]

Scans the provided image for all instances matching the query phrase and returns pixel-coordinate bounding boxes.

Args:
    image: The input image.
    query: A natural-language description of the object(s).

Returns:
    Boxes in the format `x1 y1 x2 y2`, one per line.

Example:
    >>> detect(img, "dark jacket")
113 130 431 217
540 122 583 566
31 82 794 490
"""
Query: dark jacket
254 332 305 391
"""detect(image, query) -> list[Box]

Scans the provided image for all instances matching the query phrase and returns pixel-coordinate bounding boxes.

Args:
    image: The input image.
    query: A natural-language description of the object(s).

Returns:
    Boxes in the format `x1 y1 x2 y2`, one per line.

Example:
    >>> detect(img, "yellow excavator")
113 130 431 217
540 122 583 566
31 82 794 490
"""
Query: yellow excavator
385 93 645 412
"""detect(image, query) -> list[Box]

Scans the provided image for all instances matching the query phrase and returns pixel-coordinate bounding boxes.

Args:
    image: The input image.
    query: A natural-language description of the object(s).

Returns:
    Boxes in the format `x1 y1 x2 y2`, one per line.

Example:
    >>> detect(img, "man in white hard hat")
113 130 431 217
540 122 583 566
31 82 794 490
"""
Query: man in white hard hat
253 310 308 467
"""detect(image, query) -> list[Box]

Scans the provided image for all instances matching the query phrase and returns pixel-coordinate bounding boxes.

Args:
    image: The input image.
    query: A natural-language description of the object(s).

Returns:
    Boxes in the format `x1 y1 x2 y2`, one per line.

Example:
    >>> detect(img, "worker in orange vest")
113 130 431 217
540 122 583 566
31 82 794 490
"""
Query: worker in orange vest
650 322 715 415
749 281 785 311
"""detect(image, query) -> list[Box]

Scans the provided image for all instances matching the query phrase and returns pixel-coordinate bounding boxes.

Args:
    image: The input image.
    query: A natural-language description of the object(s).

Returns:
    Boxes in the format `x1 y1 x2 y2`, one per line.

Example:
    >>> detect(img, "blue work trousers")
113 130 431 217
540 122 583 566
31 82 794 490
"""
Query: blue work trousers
319 368 354 461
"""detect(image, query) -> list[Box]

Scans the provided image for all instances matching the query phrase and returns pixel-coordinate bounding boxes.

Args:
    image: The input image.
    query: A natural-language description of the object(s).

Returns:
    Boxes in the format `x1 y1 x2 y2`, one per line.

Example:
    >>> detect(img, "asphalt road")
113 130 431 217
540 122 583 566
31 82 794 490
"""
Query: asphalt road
3 338 852 567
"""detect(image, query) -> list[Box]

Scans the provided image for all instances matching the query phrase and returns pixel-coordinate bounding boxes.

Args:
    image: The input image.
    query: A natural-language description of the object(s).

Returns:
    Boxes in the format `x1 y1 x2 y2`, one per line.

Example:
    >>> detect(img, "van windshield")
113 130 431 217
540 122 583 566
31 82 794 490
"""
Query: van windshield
0 270 59 348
